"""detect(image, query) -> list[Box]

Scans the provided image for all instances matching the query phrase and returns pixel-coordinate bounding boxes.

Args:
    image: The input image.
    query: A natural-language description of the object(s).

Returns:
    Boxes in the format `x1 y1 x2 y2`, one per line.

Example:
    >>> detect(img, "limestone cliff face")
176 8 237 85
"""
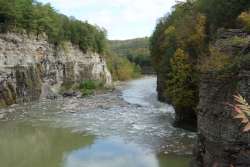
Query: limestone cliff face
0 33 112 107
193 29 250 167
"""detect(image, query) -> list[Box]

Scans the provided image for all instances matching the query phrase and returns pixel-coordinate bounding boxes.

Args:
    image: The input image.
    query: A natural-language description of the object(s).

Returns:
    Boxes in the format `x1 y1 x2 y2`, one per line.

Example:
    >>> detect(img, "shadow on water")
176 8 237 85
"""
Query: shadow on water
0 122 94 167
0 121 190 167
0 76 194 167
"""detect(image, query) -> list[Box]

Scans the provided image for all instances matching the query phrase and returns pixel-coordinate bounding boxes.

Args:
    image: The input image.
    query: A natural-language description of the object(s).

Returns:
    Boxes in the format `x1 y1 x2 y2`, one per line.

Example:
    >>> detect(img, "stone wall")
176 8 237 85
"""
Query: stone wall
0 33 112 107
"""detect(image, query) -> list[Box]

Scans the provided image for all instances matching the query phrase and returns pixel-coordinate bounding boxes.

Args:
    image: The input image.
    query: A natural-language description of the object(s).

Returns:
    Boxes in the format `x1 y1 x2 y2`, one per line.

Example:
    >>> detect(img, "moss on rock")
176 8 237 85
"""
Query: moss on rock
0 81 17 108
15 65 42 102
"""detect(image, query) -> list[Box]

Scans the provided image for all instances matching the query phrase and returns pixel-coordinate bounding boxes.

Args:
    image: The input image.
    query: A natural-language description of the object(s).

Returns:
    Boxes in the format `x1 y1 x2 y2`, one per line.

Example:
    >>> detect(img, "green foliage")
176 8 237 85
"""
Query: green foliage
150 1 206 111
60 80 105 97
238 11 250 32
166 49 198 109
106 52 141 81
229 36 250 46
81 89 94 97
150 0 250 114
0 0 107 54
199 47 232 72
79 80 95 90
0 0 16 32
78 80 104 96
109 38 151 71
198 0 250 30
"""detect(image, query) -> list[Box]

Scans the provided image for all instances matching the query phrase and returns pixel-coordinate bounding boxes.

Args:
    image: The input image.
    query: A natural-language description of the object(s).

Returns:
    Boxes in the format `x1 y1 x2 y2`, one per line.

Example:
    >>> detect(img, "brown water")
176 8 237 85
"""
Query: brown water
0 76 195 167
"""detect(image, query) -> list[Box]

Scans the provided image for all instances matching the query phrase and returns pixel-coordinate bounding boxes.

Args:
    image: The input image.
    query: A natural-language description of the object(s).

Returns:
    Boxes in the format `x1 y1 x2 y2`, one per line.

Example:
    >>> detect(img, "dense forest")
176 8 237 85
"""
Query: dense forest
109 38 152 73
0 0 106 54
150 0 250 122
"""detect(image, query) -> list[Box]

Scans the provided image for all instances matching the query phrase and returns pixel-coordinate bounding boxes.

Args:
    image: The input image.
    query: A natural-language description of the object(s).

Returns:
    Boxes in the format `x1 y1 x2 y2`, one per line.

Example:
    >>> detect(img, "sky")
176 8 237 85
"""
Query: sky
38 0 177 40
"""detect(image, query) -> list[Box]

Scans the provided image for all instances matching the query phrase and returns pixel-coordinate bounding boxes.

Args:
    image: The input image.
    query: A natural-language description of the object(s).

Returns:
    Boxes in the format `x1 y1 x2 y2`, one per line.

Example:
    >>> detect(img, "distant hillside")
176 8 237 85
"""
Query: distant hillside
109 37 150 57
108 38 154 74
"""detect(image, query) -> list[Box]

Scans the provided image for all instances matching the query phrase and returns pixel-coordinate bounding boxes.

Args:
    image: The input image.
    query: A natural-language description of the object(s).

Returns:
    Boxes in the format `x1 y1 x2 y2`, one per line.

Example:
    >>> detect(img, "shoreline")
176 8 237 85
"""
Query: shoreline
0 78 132 121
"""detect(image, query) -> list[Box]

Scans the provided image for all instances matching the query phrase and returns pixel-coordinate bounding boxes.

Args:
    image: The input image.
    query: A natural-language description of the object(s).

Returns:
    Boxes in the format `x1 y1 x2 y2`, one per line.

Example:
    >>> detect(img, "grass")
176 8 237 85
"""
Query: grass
78 80 104 97
60 80 105 97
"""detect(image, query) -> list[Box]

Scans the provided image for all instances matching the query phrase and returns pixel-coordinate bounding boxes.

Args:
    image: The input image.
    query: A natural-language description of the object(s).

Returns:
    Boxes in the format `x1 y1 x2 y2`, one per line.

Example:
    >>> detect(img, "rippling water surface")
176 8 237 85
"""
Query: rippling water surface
0 76 195 167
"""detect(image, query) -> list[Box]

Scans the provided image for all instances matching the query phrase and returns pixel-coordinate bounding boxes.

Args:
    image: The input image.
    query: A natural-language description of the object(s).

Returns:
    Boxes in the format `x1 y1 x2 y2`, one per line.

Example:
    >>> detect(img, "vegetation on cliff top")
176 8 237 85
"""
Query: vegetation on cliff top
0 0 141 82
150 0 250 113
0 0 107 54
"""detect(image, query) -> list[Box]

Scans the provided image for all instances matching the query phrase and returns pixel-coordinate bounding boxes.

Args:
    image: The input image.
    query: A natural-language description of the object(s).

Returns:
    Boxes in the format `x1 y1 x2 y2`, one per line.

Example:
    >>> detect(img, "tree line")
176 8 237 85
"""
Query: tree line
109 38 151 72
0 0 106 54
105 51 141 81
150 0 250 114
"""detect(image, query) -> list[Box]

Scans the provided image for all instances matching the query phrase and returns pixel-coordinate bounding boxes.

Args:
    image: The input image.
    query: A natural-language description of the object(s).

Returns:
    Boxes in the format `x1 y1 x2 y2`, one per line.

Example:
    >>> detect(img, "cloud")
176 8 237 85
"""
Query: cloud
39 0 177 39
63 137 159 167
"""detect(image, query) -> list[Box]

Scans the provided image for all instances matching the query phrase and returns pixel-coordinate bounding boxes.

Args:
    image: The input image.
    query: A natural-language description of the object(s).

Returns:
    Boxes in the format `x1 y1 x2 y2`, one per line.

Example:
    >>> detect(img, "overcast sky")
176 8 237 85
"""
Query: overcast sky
38 0 177 40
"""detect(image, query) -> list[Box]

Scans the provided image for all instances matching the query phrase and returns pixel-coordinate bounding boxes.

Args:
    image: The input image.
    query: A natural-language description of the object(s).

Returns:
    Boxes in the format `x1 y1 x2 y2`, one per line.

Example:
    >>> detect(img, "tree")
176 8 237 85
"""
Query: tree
0 0 15 32
166 49 197 110
198 0 250 29
0 0 107 53
15 0 34 32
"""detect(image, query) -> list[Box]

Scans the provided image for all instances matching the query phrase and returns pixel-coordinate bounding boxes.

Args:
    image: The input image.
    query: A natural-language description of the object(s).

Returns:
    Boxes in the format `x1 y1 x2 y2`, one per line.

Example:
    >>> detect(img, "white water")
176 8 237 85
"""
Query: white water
1 76 195 154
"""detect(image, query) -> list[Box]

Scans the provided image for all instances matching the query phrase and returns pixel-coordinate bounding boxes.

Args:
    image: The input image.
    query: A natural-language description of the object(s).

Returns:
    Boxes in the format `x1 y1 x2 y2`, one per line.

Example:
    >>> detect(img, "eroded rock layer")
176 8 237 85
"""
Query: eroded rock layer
194 29 250 167
0 33 112 107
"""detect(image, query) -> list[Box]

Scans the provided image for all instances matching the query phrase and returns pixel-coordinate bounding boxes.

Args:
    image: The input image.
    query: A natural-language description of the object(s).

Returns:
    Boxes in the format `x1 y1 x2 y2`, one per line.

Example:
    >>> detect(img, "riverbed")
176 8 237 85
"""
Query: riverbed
0 76 195 167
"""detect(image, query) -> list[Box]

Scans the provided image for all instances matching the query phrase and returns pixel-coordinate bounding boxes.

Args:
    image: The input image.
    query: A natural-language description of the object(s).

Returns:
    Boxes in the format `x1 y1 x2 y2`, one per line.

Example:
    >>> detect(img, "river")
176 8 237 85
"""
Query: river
0 76 195 167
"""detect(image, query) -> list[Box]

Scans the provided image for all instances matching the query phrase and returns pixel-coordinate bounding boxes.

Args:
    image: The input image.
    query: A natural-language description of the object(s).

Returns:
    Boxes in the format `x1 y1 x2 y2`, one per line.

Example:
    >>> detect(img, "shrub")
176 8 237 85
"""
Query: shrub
106 53 141 81
81 89 94 97
79 80 97 90
60 80 104 97
238 11 250 32
78 80 104 97
229 36 249 46
199 47 231 72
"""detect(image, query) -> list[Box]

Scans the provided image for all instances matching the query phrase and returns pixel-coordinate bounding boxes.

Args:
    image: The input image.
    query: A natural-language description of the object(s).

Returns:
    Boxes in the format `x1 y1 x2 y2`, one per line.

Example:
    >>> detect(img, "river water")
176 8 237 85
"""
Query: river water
0 76 195 167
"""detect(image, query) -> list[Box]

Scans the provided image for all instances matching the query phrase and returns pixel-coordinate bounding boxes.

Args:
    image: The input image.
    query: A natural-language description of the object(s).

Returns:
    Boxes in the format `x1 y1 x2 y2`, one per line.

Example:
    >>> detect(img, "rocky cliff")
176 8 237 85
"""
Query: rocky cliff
0 33 112 107
193 29 250 167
